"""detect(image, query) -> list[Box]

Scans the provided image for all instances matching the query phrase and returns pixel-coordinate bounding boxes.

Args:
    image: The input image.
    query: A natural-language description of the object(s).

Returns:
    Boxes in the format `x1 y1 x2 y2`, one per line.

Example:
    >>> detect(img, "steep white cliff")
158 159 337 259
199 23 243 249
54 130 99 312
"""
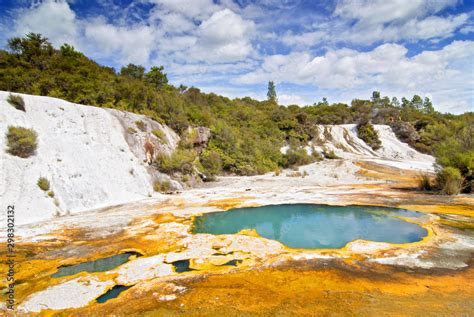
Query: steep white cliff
0 91 179 225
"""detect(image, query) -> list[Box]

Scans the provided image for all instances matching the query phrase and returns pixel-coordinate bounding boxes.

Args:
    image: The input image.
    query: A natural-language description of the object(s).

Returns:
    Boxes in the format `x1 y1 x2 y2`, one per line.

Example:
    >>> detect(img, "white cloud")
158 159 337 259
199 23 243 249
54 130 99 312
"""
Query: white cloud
13 0 78 47
282 0 469 47
334 0 457 25
84 18 157 65
278 94 309 106
190 9 256 62
237 40 474 112
149 0 219 20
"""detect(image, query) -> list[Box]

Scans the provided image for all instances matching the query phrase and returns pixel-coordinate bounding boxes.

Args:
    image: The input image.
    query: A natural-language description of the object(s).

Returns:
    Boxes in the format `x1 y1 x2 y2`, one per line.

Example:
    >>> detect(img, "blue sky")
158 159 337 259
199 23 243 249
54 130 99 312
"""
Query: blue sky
1 0 473 113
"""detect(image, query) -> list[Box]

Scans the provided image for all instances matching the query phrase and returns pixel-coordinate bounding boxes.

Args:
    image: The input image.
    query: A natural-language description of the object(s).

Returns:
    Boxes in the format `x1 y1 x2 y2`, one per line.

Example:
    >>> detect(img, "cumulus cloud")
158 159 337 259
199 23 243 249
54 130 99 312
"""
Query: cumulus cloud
83 19 157 65
12 0 78 47
282 0 470 47
236 40 474 112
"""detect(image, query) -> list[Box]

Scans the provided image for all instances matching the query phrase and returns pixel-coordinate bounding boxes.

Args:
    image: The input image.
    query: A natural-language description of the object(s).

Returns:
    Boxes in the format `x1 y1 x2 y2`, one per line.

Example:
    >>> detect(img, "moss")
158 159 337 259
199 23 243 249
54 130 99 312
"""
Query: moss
7 93 26 111
135 120 147 132
37 177 50 191
5 126 38 158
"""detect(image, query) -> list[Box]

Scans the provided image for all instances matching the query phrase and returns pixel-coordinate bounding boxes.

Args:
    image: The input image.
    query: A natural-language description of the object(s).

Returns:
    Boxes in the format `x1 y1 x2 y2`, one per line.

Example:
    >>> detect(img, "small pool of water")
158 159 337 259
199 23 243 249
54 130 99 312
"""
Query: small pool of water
52 252 141 278
172 260 195 273
96 285 132 303
193 204 427 249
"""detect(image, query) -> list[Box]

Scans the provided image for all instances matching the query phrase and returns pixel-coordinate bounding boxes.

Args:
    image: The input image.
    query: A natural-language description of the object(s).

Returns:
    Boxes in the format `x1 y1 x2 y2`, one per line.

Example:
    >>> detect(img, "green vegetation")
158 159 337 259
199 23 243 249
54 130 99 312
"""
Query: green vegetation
48 190 55 198
7 93 25 111
154 149 197 175
0 34 472 193
153 179 172 193
436 167 464 195
5 126 38 158
322 148 339 159
357 121 382 150
152 129 167 143
417 174 432 191
200 150 222 176
37 177 50 191
135 120 147 132
281 147 317 168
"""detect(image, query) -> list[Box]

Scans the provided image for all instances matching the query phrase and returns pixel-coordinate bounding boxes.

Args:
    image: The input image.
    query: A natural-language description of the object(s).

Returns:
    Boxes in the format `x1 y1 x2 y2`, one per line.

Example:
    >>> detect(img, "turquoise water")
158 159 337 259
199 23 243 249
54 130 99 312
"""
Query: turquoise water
96 285 132 303
52 252 141 278
193 204 427 249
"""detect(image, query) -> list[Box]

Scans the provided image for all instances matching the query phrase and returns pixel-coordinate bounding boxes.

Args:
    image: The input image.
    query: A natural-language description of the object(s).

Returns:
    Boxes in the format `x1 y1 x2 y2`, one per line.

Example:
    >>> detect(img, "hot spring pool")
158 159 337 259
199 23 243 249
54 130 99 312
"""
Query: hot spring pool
193 204 427 249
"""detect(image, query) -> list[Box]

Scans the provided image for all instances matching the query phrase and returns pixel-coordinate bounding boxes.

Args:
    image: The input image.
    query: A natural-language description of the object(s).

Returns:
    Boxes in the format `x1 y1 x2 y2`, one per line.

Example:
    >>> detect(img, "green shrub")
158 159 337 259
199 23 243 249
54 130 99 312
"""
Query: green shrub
357 122 382 150
417 174 432 191
7 94 25 111
436 167 464 195
153 179 172 193
152 129 167 143
37 177 50 191
47 190 55 198
6 126 38 158
135 120 147 131
282 147 314 167
322 148 339 159
154 148 196 174
127 127 137 134
200 150 222 175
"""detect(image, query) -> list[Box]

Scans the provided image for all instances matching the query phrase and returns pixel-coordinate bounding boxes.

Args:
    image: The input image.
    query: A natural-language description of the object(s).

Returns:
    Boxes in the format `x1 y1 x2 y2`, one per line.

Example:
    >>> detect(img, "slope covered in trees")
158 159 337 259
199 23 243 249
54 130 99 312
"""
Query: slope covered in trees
0 33 472 192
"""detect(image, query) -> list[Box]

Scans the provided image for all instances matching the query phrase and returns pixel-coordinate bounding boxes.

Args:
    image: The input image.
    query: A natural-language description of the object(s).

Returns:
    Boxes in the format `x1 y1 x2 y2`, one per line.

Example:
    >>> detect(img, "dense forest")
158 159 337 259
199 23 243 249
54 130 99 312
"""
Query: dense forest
1 33 472 193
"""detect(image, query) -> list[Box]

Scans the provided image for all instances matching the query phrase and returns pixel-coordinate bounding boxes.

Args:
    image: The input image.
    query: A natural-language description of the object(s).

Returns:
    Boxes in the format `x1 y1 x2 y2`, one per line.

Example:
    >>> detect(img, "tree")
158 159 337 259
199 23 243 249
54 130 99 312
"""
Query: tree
60 44 81 57
411 95 423 110
422 97 434 114
371 91 381 103
391 97 401 108
146 66 168 88
7 33 53 68
267 81 277 102
120 63 145 79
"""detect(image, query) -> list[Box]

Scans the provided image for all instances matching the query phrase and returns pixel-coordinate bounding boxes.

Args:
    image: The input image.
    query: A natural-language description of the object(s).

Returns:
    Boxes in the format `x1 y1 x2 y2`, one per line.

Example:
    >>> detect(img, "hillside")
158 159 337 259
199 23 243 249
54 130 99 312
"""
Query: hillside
2 92 439 225
0 34 472 195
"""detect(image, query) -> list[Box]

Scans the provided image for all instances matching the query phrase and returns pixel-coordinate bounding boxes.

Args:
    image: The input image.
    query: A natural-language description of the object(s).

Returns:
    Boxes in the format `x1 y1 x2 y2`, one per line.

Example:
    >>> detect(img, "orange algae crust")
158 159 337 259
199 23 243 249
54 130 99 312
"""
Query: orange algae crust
47 265 474 316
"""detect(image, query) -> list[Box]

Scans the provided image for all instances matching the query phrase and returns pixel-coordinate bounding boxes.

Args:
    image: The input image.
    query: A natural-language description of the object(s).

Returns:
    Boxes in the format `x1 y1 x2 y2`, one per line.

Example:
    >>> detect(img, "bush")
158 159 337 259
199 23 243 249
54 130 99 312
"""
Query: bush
154 148 197 174
200 150 222 175
5 126 38 158
417 174 432 191
322 148 339 159
282 147 314 167
127 127 137 134
37 177 50 191
436 167 464 195
357 122 382 150
47 190 55 198
7 94 25 111
153 179 172 193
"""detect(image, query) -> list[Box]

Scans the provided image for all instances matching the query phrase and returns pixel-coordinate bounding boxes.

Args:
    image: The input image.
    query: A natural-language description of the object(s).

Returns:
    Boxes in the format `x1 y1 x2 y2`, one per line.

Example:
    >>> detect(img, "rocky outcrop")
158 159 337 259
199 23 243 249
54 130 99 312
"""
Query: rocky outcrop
389 121 420 146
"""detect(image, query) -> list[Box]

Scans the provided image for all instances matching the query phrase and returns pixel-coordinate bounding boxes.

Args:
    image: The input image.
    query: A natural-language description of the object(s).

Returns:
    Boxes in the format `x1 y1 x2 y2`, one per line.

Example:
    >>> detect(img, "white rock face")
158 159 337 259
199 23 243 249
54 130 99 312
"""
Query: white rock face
18 276 115 312
0 91 179 225
281 124 435 171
